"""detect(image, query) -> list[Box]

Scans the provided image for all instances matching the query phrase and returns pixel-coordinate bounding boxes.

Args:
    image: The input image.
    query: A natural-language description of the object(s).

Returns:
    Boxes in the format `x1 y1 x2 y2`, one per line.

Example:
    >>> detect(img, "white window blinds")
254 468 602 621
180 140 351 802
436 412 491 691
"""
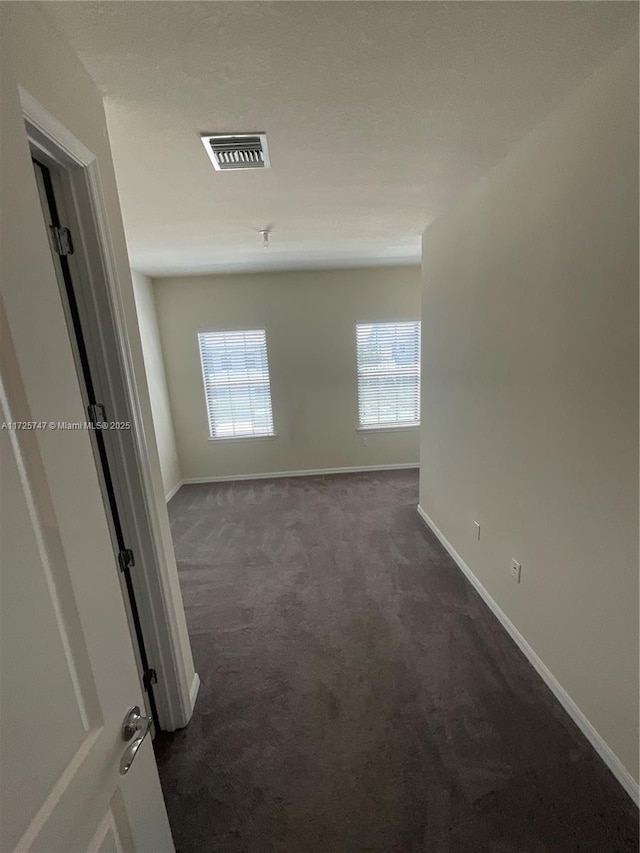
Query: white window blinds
356 321 421 428
198 329 274 438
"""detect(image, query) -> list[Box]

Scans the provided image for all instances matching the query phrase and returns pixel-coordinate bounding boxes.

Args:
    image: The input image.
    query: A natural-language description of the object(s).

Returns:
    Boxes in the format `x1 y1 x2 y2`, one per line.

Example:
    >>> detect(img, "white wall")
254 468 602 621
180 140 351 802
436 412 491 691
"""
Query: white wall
132 271 181 499
154 266 421 480
420 40 639 787
2 3 195 720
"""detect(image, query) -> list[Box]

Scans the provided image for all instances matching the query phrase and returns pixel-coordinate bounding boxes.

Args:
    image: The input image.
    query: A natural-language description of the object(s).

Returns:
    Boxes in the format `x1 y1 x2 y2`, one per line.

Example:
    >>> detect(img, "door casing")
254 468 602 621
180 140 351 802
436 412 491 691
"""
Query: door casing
20 85 198 732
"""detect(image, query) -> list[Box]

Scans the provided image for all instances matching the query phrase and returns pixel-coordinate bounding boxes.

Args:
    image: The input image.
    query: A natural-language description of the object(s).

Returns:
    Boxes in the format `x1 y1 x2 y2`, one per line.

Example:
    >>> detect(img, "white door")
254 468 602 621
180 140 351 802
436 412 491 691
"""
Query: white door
0 35 175 853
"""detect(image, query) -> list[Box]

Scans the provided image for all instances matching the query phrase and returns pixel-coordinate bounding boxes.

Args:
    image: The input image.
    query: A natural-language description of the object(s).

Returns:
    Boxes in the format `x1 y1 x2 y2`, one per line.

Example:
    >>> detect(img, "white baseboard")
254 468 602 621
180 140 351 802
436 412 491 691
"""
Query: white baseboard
416 503 639 805
183 463 418 485
188 672 201 715
165 480 183 502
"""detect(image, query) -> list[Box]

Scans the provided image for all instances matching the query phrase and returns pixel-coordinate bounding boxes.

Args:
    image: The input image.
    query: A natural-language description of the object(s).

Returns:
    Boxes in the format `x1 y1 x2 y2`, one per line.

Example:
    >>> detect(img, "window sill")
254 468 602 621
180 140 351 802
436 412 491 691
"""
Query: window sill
357 424 419 434
208 433 277 443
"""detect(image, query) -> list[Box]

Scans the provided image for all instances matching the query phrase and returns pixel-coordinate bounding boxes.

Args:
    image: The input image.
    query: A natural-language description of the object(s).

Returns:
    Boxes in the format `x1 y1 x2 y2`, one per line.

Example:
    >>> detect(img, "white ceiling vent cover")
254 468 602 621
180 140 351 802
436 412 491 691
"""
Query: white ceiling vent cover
200 133 271 171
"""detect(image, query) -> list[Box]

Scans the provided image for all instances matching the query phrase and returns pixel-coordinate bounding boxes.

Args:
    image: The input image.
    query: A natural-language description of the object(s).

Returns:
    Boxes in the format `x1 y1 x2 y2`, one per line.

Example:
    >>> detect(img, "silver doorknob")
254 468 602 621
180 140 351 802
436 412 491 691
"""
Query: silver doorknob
120 705 152 775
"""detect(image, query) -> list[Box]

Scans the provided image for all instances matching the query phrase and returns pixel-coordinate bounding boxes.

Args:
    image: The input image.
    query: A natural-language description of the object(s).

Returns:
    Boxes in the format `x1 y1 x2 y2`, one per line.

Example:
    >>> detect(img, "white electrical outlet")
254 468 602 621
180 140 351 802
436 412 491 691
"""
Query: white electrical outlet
473 521 481 541
361 435 368 446
510 559 522 583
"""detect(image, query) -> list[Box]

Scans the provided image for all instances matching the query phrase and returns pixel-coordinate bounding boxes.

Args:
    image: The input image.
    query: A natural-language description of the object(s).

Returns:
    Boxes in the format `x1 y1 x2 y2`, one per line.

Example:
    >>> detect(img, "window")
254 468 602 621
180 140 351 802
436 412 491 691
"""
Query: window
356 321 421 428
198 329 274 439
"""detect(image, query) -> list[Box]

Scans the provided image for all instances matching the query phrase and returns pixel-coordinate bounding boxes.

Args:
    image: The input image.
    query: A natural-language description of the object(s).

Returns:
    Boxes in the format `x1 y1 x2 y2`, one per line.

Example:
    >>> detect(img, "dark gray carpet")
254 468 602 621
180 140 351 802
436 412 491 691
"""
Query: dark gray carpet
155 470 638 853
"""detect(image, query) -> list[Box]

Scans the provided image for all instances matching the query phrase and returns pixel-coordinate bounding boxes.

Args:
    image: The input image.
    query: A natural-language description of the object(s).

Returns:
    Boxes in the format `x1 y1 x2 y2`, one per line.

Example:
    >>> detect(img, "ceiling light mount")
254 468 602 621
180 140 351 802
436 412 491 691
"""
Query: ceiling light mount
259 228 272 249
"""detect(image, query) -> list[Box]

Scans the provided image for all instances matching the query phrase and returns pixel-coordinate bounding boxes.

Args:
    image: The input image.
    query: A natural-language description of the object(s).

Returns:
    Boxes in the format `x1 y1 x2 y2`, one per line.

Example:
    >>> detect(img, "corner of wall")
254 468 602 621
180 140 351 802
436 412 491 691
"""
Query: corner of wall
131 270 182 498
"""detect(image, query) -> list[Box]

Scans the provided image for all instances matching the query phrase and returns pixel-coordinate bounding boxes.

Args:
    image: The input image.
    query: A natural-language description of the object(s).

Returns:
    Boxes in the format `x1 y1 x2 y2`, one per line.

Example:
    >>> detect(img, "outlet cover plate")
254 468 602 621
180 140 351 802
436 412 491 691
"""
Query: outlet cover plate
510 559 522 583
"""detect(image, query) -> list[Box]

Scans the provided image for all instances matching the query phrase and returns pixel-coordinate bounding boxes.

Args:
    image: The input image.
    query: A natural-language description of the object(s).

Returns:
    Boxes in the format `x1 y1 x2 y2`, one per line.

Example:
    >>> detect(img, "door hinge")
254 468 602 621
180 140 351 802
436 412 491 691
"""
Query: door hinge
118 548 135 573
143 668 158 690
50 225 74 256
87 402 107 424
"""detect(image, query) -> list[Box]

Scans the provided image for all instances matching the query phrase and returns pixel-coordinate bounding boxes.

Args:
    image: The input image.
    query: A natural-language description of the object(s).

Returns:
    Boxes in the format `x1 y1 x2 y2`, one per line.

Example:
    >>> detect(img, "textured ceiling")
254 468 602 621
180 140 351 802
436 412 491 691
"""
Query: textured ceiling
41 1 638 275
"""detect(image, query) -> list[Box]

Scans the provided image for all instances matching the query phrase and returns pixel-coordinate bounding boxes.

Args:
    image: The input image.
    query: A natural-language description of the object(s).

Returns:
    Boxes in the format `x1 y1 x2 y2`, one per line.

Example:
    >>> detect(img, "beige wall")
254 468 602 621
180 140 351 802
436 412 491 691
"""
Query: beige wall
420 40 639 784
154 266 421 480
2 4 195 708
132 271 181 498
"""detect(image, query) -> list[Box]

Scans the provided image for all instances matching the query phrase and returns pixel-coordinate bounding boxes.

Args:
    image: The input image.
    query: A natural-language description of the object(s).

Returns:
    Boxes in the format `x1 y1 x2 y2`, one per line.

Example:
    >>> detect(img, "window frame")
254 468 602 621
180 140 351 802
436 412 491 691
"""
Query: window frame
355 319 421 432
197 327 276 441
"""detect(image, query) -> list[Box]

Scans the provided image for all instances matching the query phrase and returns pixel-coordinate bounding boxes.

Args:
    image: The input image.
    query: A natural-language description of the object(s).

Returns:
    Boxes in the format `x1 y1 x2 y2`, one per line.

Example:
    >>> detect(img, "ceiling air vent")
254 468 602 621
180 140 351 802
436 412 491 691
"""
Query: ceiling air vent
200 133 271 171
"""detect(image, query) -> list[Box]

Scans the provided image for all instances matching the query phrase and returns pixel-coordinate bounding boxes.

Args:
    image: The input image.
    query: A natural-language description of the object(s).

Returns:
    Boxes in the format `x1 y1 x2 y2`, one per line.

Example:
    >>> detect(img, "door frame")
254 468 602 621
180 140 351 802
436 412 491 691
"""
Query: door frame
20 85 198 732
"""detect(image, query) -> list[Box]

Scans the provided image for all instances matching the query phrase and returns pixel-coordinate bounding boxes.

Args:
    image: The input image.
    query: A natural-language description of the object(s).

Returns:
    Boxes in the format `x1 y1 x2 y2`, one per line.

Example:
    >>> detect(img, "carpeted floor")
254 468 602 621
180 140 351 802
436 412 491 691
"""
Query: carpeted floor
155 470 638 853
